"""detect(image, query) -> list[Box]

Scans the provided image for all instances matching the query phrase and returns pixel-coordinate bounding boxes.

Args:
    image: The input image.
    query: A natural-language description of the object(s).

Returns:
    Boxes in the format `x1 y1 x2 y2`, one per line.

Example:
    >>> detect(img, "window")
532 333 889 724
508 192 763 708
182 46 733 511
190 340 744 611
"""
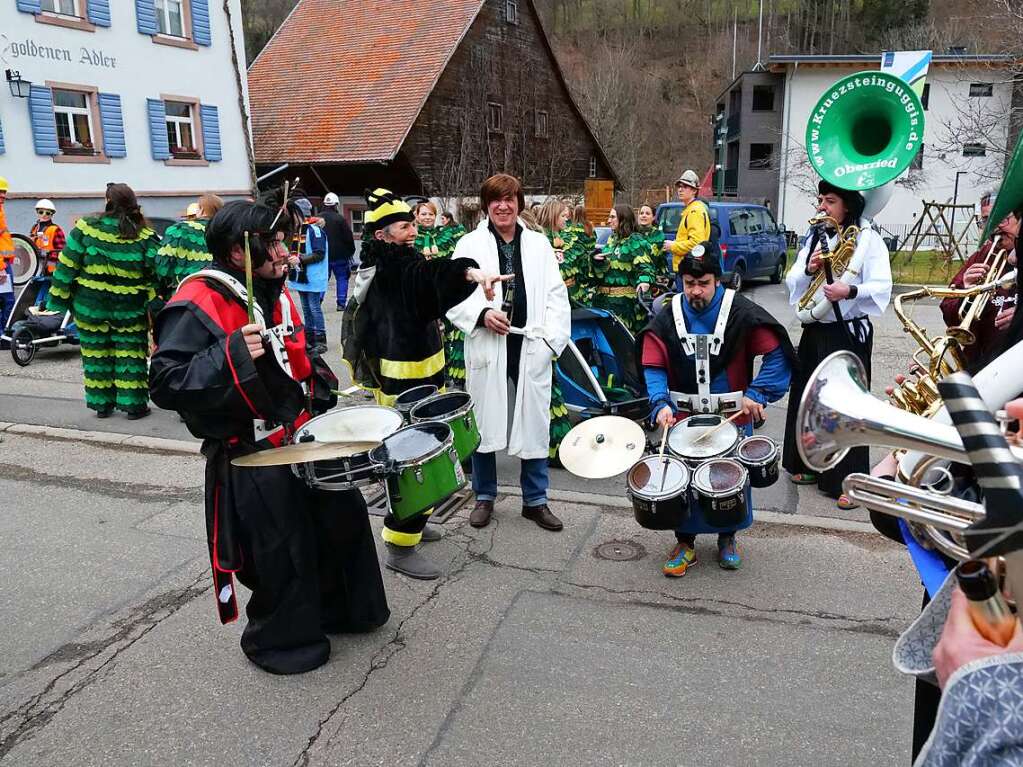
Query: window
751 85 775 112
350 208 365 239
53 89 95 155
910 143 924 171
41 0 78 16
921 83 930 111
969 83 994 97
758 209 779 233
505 0 518 24
588 155 597 178
165 101 198 158
728 88 741 115
963 143 987 157
488 102 503 132
156 0 185 37
729 210 752 235
748 143 774 169
535 110 548 139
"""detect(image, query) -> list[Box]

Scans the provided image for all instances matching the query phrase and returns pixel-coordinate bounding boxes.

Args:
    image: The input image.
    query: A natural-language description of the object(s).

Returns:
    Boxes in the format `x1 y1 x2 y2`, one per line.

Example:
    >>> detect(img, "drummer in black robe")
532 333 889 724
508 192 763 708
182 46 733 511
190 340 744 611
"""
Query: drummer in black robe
150 200 389 675
341 188 508 580
636 242 795 577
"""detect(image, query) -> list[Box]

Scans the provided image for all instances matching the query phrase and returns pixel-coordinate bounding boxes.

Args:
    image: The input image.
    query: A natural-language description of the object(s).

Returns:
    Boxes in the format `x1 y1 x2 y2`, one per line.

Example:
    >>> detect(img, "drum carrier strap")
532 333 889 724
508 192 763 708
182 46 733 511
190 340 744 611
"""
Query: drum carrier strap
668 291 743 415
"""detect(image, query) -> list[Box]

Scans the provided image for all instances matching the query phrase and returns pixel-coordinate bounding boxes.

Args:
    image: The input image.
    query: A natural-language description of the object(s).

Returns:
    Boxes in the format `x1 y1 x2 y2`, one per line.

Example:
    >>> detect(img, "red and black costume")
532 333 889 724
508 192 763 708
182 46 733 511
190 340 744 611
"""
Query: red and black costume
150 264 389 675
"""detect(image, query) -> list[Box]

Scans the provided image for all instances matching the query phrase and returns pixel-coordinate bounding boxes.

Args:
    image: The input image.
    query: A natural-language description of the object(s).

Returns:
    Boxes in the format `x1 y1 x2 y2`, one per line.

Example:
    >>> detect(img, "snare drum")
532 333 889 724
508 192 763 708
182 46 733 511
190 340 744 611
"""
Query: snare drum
370 422 466 521
293 405 403 490
627 455 691 530
735 436 780 488
691 458 748 529
667 414 741 465
395 385 439 422
409 391 481 461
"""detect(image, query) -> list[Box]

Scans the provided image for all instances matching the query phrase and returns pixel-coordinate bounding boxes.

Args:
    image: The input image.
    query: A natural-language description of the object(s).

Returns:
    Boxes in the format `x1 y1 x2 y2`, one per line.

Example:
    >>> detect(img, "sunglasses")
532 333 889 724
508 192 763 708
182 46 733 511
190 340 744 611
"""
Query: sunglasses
36 209 53 215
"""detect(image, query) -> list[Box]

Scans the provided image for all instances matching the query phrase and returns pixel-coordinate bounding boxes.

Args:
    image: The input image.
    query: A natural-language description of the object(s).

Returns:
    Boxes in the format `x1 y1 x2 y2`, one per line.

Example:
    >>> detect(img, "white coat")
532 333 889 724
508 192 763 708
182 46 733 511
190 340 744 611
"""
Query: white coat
447 219 571 459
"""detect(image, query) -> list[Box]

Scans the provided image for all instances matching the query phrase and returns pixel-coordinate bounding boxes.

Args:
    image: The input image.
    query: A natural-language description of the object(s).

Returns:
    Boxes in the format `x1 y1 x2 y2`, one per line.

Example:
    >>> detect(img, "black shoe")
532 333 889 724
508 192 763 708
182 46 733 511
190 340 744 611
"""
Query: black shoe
384 543 441 580
470 500 493 528
336 305 346 313
125 408 151 420
522 504 563 531
95 408 113 419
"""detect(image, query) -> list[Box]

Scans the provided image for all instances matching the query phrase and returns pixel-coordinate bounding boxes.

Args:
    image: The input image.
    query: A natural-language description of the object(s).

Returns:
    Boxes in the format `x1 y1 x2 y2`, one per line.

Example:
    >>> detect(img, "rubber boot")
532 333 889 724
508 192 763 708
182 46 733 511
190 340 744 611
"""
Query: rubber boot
384 543 441 580
420 524 442 543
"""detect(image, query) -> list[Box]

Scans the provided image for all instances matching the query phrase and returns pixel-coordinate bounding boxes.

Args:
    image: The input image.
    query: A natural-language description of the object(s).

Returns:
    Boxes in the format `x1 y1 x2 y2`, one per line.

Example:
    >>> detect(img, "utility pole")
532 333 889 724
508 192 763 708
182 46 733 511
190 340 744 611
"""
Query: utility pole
756 0 764 68
732 9 737 80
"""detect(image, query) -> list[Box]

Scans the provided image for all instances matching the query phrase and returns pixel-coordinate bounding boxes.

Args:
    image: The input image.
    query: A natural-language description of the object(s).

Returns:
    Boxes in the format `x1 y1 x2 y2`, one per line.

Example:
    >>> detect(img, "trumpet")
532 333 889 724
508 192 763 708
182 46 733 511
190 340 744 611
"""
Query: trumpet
959 234 1009 323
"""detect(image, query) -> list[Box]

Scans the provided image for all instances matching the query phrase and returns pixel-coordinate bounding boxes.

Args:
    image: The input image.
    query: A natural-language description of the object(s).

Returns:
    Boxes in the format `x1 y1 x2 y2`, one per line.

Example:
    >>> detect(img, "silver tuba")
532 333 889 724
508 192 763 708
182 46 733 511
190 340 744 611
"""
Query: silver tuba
796 351 1023 561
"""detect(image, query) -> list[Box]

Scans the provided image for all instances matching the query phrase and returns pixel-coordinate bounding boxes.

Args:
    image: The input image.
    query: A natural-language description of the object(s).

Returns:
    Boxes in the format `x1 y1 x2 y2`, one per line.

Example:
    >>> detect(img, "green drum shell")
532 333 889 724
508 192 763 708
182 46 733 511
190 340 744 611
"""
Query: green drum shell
373 424 466 521
410 393 481 462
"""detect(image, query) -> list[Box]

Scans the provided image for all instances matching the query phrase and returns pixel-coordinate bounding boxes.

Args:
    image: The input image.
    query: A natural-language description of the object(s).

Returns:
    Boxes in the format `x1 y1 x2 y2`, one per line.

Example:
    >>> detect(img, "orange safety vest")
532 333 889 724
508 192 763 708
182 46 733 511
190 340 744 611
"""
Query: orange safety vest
0 206 14 266
32 222 61 273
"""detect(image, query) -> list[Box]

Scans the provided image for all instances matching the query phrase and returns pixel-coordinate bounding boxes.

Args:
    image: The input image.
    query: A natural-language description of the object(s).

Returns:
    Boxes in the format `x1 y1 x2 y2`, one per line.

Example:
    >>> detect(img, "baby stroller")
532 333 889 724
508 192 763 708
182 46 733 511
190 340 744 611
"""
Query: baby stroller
1 278 79 366
555 306 648 421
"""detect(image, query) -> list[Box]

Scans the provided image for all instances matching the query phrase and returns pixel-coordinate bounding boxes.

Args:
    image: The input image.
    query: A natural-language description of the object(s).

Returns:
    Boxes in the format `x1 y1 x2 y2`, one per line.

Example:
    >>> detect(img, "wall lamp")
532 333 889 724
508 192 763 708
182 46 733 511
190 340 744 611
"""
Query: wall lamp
6 70 31 99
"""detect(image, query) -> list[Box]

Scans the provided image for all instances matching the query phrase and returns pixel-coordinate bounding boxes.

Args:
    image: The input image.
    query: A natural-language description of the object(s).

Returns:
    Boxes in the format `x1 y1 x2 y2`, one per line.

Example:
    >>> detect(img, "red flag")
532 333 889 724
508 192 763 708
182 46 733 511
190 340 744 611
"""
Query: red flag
698 165 715 197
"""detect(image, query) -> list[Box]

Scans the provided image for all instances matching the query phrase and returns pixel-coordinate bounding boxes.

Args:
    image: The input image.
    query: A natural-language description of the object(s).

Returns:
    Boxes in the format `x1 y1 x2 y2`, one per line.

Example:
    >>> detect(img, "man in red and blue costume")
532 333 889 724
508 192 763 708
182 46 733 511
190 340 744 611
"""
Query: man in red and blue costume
637 241 795 576
150 200 389 675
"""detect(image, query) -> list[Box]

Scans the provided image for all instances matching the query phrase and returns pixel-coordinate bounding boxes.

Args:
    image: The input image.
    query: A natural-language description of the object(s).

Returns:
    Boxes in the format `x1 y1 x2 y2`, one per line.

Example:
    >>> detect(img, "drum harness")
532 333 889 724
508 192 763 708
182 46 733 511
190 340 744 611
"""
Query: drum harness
668 291 744 416
180 269 302 442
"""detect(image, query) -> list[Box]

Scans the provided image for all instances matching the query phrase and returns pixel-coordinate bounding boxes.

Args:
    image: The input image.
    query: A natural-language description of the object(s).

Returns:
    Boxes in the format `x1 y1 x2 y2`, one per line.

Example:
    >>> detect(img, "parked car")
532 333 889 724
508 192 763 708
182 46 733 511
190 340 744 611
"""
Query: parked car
655 201 788 291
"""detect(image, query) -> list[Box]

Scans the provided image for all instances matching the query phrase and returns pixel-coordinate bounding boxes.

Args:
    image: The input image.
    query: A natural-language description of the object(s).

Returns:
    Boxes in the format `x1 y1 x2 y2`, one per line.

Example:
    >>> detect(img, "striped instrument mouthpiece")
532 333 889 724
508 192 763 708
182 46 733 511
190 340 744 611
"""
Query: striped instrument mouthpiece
938 372 1023 558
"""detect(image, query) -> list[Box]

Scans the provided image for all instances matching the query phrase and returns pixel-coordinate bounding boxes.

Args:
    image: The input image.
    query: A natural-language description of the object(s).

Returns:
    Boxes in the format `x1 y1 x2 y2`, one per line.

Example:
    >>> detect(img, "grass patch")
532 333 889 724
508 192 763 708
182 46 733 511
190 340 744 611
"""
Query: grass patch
890 250 957 285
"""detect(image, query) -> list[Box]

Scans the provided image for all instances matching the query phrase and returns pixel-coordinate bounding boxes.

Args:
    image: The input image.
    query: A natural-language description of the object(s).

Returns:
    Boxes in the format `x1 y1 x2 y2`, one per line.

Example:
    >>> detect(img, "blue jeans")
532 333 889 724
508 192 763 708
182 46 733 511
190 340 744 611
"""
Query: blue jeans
330 260 350 308
471 451 548 507
298 290 325 336
0 265 15 330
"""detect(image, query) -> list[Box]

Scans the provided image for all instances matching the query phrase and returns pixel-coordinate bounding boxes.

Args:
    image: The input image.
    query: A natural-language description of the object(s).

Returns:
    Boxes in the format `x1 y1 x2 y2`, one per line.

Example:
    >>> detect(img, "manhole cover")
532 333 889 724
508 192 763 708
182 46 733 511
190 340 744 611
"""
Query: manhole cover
593 540 647 562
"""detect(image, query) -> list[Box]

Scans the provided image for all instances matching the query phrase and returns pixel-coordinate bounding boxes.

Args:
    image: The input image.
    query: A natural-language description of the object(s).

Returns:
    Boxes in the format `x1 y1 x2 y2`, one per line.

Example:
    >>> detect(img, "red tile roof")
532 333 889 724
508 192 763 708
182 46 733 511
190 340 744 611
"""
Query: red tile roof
248 0 486 165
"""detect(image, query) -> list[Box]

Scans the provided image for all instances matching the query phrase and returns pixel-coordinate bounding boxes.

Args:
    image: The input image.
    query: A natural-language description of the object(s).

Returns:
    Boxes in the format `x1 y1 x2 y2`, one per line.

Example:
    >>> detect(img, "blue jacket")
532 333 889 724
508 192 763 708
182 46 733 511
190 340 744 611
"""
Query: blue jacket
289 223 329 293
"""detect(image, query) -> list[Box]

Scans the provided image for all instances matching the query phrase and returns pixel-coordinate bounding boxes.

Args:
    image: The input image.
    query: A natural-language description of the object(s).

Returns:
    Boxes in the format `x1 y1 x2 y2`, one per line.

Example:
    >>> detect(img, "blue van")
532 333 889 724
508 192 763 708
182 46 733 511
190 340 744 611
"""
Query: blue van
655 201 788 291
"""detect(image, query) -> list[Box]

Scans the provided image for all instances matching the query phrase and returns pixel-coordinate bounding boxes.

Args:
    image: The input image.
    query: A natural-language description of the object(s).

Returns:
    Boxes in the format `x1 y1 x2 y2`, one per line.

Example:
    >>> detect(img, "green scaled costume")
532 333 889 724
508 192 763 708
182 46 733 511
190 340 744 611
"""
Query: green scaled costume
592 232 655 334
637 225 669 285
424 224 469 388
548 227 592 305
154 219 211 300
47 215 159 414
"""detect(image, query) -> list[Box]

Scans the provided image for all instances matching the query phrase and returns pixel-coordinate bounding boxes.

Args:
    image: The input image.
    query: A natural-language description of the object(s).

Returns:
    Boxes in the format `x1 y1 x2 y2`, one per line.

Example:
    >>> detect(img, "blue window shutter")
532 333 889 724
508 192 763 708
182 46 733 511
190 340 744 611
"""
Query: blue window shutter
136 0 158 35
200 104 221 161
98 94 126 158
191 0 212 46
17 0 42 13
147 98 170 160
29 85 59 157
87 0 112 27
0 119 5 156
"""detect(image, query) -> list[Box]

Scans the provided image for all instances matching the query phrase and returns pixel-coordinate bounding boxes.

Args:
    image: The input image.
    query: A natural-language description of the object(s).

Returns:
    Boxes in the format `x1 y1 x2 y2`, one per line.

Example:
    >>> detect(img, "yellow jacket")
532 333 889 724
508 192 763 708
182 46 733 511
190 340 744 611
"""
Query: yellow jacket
669 200 711 272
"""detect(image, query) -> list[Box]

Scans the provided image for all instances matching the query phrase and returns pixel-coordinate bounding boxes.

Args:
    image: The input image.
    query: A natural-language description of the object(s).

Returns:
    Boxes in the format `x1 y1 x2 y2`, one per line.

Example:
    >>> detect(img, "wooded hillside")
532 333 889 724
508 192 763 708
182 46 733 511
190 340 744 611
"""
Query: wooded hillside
241 0 1018 198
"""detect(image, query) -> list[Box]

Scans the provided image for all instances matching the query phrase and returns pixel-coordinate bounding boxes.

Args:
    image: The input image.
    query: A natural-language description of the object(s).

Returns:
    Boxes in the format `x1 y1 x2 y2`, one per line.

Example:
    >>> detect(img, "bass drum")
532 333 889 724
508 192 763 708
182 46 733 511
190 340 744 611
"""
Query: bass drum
627 455 690 530
11 234 39 288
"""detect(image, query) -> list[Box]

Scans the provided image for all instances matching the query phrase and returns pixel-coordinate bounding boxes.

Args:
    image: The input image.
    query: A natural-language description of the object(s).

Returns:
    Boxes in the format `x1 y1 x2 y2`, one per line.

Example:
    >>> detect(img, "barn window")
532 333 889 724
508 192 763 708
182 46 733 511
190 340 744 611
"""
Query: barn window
963 143 987 157
588 155 597 178
505 0 518 24
535 110 548 139
488 102 503 132
969 83 993 97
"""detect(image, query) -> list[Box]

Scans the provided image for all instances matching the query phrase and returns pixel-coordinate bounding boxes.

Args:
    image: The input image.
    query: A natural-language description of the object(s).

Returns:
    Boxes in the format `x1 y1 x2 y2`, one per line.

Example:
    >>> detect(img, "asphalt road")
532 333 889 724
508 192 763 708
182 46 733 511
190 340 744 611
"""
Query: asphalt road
0 279 946 765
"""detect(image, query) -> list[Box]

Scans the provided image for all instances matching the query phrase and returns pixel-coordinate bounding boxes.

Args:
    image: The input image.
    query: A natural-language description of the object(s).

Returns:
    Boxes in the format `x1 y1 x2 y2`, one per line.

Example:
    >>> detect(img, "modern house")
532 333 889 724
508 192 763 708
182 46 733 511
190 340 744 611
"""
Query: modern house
247 0 618 234
0 0 254 233
711 53 1016 236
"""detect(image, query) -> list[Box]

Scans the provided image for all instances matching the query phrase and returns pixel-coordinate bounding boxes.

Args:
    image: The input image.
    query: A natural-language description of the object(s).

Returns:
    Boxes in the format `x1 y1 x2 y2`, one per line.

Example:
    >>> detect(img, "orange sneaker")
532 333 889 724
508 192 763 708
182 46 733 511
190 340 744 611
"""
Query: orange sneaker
663 543 697 577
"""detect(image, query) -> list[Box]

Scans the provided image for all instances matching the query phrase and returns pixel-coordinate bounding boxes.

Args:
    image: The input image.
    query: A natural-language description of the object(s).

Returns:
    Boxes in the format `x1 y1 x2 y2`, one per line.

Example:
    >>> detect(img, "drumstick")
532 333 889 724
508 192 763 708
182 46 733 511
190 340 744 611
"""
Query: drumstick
691 410 744 444
657 421 670 491
243 231 255 324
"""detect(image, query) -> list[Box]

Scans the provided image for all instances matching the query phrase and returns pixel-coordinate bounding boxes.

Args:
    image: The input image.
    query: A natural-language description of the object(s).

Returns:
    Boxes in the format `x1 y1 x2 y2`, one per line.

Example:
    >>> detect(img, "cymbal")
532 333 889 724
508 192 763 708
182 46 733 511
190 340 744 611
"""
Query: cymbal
559 416 646 479
231 440 381 468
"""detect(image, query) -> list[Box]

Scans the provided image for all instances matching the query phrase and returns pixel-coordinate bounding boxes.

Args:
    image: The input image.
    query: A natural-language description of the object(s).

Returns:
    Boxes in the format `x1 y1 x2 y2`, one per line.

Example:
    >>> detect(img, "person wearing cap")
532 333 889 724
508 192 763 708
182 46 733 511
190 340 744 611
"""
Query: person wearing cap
342 188 508 579
668 170 711 288
782 179 892 508
0 177 16 334
320 192 356 312
637 241 794 575
287 198 330 356
154 194 223 303
29 199 66 308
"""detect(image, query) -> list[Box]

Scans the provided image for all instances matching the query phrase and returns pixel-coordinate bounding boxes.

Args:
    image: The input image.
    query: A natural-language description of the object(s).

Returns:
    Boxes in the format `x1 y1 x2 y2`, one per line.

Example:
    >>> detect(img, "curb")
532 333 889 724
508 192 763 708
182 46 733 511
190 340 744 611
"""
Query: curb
0 421 878 535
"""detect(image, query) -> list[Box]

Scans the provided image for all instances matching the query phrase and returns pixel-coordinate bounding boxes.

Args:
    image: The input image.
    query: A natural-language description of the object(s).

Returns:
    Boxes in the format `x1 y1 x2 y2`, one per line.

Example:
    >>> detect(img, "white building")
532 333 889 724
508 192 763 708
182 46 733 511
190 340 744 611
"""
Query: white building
771 54 1015 239
0 0 253 235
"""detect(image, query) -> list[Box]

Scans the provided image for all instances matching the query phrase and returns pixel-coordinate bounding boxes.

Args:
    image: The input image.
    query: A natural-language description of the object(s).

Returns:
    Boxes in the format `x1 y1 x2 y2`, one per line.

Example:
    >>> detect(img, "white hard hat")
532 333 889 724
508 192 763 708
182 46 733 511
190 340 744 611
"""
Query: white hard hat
35 198 56 212
675 170 700 189
323 192 340 207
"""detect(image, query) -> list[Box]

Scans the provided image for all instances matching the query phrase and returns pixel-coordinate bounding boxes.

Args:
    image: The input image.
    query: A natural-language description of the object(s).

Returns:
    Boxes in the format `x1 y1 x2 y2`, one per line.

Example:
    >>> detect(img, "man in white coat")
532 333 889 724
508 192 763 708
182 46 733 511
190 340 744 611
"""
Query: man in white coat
447 174 572 531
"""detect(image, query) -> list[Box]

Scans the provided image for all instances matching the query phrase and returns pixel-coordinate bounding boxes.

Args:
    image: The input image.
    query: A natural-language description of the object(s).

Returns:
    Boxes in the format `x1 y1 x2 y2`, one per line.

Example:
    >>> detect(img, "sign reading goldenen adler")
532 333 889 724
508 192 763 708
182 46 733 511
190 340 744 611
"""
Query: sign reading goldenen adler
806 71 924 191
3 36 117 69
